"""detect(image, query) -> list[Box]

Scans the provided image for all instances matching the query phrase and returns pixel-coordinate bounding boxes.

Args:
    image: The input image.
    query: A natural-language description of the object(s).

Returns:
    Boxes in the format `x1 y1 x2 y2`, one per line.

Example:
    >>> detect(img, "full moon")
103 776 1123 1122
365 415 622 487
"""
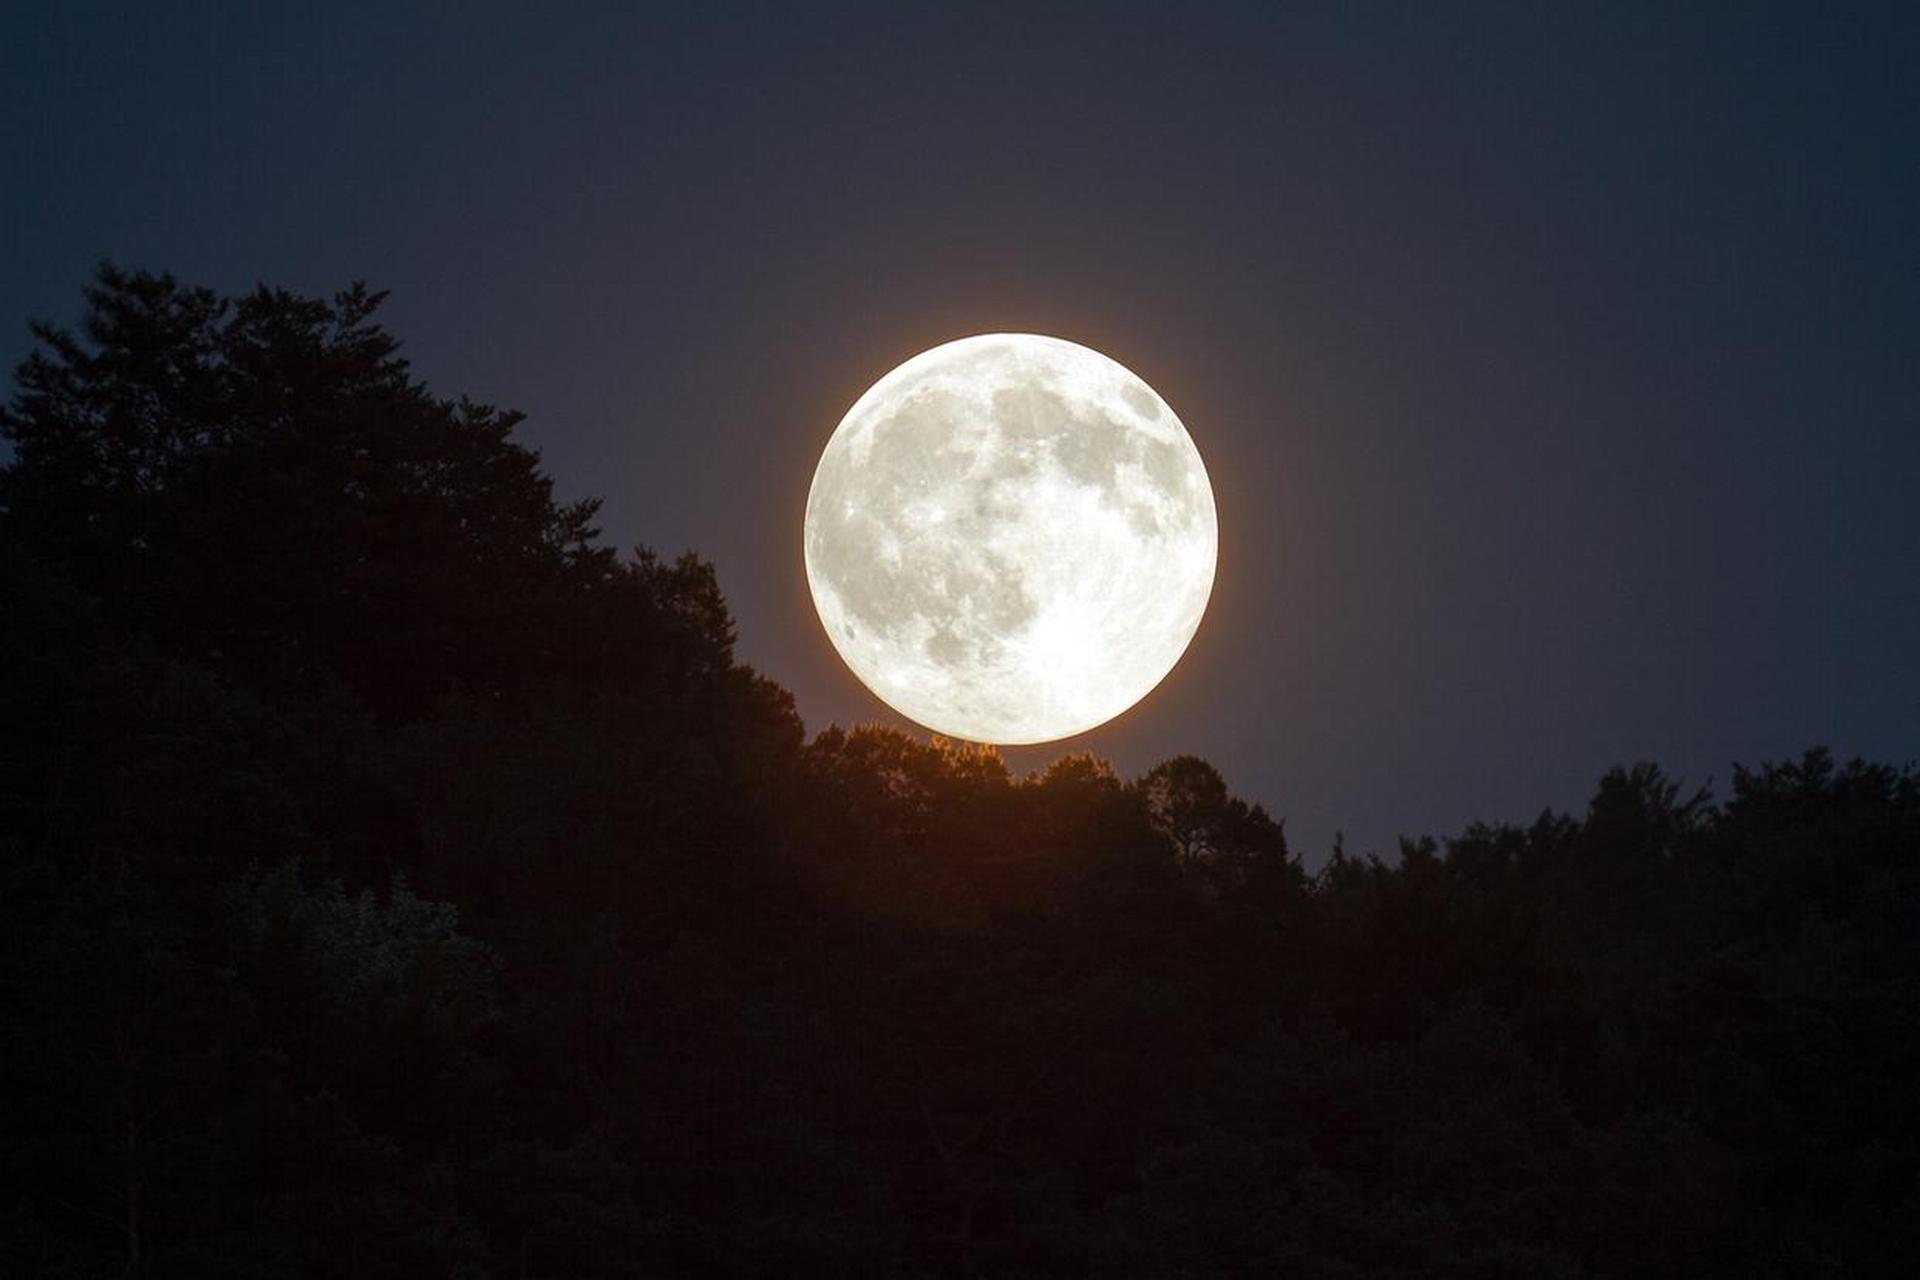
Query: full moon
804 334 1217 745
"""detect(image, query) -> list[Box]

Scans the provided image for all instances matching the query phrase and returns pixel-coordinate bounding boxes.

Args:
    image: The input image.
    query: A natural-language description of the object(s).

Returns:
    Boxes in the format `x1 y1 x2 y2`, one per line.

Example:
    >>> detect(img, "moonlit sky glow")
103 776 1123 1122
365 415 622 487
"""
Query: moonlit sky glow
3 5 1915 861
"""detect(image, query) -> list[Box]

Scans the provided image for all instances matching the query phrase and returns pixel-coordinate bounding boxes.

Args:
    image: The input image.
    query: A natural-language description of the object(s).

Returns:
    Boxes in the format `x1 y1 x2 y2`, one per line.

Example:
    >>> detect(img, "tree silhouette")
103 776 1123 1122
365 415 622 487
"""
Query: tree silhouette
2 264 611 722
3 266 1915 1276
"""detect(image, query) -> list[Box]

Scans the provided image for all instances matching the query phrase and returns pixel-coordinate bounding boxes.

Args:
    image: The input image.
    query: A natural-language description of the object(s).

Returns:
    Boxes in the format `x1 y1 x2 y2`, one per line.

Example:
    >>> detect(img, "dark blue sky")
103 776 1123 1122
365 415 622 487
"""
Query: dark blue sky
5 2 1916 860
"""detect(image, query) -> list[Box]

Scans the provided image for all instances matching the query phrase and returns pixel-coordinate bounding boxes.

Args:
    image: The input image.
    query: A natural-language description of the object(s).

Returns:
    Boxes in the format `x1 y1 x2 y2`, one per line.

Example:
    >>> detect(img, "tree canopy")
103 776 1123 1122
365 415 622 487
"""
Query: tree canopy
3 267 1915 1276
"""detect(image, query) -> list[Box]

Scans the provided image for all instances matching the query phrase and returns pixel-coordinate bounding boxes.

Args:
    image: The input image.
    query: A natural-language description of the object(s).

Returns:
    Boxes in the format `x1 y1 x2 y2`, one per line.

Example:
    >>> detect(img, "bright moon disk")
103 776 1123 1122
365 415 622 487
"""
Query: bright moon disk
804 334 1217 744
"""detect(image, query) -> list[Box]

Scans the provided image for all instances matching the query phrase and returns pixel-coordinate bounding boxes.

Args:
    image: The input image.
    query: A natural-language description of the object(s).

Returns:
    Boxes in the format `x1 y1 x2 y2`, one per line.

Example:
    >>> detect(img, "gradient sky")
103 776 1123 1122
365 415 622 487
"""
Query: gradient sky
5 2 1916 861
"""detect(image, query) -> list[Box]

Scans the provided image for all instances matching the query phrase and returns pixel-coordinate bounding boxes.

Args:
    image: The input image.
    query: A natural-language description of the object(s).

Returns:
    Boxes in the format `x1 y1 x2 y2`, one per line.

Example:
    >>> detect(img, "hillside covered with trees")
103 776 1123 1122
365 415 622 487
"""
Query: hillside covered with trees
4 268 1915 1276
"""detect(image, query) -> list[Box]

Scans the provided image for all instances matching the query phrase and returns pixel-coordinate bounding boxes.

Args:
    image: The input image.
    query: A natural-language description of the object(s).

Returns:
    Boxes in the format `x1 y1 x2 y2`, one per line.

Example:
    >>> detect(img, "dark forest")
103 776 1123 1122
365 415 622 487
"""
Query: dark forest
3 269 1915 1276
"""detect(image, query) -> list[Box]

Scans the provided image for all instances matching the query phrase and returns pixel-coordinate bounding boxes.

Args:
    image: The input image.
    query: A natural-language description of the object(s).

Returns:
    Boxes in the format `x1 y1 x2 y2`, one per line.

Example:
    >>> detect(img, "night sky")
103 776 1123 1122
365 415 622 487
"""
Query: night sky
5 2 1915 861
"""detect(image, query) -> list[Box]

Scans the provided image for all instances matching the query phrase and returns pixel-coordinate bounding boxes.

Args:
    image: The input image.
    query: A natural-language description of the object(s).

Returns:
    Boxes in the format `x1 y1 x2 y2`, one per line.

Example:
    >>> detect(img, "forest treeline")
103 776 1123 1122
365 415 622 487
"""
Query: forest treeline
3 267 1915 1277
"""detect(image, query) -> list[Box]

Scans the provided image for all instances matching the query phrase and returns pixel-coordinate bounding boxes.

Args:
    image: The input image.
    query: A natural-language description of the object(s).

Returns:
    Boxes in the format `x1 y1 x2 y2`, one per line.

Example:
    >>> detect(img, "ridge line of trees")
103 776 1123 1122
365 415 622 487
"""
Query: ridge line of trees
3 266 1914 1276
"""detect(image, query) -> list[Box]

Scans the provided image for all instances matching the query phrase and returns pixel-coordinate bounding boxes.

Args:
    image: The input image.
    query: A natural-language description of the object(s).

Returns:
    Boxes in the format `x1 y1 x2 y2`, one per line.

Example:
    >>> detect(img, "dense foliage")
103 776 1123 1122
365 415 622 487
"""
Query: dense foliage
4 268 1915 1276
